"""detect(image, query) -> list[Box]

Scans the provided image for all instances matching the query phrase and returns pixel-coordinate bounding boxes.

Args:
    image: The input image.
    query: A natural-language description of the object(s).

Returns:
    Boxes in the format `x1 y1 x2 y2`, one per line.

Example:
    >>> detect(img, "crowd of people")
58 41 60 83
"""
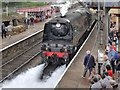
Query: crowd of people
82 50 119 89
104 22 120 75
24 16 35 29
1 13 51 39
82 22 120 89
24 11 52 29
24 12 52 29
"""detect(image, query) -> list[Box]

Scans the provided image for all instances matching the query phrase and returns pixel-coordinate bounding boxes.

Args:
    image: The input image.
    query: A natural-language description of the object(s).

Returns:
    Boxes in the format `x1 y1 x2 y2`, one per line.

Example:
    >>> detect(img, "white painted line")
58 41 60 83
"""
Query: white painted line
54 21 97 88
0 29 43 52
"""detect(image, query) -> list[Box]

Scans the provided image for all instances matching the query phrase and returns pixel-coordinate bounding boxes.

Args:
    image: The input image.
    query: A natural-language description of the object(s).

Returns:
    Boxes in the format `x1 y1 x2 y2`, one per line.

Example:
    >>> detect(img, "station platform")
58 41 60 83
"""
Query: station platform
0 18 51 49
56 23 98 88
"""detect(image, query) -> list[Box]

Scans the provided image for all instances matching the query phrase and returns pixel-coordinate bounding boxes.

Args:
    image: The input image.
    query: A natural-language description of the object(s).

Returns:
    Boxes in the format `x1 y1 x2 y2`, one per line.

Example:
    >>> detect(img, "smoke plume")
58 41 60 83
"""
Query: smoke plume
60 1 71 17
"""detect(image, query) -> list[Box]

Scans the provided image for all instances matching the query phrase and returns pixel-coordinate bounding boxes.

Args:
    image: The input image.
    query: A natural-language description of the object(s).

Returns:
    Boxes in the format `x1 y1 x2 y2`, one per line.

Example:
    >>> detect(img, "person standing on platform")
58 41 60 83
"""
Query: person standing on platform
112 34 118 52
1 23 6 39
109 28 114 40
101 55 110 74
30 16 34 28
116 38 118 52
105 43 111 55
112 42 116 51
108 47 116 74
24 17 29 29
108 36 112 46
113 34 118 43
106 65 113 78
116 52 120 75
41 12 45 21
53 8 56 17
7 22 13 39
82 50 95 78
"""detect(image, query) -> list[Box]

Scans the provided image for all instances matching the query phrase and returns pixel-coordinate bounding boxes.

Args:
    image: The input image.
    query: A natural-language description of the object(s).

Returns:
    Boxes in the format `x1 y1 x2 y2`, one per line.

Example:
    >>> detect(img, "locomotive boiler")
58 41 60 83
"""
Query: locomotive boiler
41 6 95 65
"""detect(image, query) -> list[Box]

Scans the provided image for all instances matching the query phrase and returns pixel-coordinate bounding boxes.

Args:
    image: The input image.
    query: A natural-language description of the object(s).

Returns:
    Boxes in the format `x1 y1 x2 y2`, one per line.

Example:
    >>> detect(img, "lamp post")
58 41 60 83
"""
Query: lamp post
98 0 100 44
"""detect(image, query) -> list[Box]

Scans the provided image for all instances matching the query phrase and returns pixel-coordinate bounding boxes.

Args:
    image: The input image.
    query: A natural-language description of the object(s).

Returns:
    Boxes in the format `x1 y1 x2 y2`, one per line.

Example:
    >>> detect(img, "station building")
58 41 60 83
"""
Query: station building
16 5 52 23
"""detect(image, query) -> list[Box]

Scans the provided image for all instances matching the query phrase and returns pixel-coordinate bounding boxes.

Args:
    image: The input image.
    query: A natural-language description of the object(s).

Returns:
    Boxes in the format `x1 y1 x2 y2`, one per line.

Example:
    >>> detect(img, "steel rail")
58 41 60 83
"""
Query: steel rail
0 40 42 68
0 51 41 83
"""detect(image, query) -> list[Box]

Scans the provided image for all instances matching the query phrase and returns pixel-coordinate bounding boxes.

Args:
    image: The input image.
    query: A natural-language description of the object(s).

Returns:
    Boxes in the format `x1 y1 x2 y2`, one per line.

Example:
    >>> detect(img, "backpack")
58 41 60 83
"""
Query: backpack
114 51 119 59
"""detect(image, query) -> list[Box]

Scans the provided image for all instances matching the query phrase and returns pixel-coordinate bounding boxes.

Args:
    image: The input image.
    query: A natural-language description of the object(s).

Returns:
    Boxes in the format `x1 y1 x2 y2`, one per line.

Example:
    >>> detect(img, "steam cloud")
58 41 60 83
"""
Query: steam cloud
60 1 71 17
0 64 66 88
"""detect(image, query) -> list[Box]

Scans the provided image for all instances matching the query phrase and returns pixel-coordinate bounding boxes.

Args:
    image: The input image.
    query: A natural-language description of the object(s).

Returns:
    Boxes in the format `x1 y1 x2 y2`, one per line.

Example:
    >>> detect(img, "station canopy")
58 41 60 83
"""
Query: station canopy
16 5 51 12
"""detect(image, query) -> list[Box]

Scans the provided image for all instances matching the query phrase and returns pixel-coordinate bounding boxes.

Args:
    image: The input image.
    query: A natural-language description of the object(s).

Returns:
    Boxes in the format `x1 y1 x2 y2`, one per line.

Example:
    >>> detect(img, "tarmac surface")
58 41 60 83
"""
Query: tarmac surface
56 23 98 88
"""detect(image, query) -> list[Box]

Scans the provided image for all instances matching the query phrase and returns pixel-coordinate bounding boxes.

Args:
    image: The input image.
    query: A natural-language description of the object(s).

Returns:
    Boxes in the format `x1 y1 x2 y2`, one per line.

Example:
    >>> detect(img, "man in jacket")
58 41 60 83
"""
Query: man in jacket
24 17 29 29
1 23 6 39
116 52 120 72
82 50 95 78
30 16 34 28
108 46 116 74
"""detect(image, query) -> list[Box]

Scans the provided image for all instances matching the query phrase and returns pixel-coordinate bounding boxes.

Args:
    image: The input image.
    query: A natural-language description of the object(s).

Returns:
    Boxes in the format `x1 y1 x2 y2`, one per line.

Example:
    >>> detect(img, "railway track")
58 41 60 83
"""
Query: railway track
40 63 60 80
0 39 42 83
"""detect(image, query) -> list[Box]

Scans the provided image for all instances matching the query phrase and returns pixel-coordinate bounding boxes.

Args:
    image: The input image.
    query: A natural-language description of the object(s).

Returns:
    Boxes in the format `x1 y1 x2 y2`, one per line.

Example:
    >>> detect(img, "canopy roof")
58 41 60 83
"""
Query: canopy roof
16 5 51 12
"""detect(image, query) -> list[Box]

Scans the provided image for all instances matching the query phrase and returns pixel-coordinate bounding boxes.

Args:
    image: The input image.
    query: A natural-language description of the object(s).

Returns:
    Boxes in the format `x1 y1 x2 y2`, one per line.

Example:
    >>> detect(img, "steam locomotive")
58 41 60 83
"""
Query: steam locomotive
41 6 96 65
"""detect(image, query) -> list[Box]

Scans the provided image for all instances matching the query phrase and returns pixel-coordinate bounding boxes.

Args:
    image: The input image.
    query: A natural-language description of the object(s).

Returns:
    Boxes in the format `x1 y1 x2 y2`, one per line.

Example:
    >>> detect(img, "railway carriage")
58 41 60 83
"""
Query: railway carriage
41 6 95 64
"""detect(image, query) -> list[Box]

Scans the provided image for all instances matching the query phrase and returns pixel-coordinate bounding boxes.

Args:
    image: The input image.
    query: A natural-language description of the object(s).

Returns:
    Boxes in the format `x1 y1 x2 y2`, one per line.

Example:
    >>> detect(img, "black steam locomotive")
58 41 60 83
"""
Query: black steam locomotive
41 6 95 65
